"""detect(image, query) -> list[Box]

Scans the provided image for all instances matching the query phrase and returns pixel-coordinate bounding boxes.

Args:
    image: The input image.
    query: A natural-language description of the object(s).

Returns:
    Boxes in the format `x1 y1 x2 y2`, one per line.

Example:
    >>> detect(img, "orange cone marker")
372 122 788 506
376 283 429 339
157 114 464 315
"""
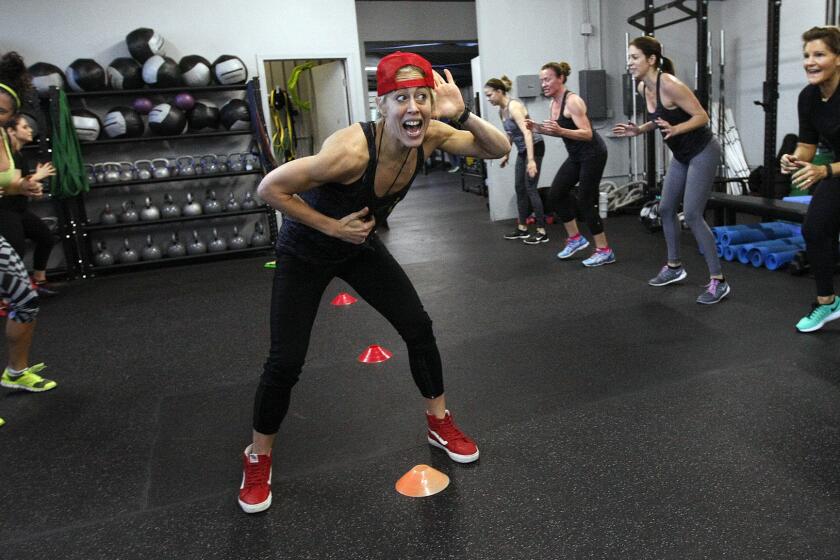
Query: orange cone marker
395 464 450 497
331 292 357 306
357 344 393 363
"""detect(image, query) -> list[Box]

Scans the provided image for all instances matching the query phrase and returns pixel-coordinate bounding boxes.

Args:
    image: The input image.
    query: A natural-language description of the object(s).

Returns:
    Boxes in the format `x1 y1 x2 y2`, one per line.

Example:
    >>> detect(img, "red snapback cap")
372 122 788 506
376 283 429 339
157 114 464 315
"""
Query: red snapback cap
376 51 435 96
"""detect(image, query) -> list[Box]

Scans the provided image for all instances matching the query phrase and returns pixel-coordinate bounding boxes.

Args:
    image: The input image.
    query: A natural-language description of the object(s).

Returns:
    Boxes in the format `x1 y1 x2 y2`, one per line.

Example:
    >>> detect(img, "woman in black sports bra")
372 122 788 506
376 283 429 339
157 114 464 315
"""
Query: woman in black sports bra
613 36 729 305
236 52 510 514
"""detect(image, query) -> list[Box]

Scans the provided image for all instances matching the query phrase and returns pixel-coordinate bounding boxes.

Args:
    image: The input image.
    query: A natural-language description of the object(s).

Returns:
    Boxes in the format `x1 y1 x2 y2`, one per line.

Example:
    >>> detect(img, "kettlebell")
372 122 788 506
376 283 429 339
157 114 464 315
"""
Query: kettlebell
93 241 115 266
193 154 206 175
203 190 222 214
201 154 219 174
229 226 247 250
166 232 187 258
250 222 269 246
208 228 228 253
85 164 96 184
217 154 229 173
187 230 207 255
241 191 258 210
94 163 106 184
152 158 171 179
99 203 118 225
140 196 161 221
243 153 258 172
134 159 153 181
119 200 139 223
177 155 195 176
141 235 163 260
119 161 136 182
118 238 139 263
161 193 181 219
104 162 121 183
228 152 244 173
182 192 203 216
224 191 240 212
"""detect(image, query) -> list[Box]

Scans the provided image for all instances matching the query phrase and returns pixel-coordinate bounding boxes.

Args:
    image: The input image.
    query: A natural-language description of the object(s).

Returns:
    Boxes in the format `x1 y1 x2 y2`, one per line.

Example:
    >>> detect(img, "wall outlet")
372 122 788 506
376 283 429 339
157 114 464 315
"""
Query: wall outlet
580 22 593 36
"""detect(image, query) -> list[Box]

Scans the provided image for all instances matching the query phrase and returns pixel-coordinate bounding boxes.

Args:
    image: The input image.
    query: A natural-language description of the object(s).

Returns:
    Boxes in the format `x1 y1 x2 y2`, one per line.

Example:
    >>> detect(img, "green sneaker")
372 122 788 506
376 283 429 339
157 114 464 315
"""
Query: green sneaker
0 417 5 427
1 363 57 392
795 298 840 333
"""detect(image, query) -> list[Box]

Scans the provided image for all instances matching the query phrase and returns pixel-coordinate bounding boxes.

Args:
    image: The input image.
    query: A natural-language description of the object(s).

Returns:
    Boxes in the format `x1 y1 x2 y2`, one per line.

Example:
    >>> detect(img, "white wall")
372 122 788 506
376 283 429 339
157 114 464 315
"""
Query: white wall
356 1 478 42
1 0 367 124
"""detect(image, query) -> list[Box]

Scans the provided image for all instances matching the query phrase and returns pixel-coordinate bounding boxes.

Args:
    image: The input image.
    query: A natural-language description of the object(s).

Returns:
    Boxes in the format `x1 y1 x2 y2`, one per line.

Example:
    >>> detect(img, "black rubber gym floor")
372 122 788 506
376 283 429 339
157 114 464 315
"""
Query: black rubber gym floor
2 170 839 559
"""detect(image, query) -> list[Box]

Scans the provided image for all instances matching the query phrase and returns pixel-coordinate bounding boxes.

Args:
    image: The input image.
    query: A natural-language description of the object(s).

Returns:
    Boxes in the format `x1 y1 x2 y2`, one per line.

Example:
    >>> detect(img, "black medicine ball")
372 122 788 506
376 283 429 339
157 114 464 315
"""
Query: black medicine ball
66 59 107 92
126 27 166 63
179 55 212 87
220 99 250 130
72 109 101 142
212 55 248 85
28 62 65 97
142 55 183 88
187 101 220 131
148 103 187 135
107 58 144 90
103 106 145 138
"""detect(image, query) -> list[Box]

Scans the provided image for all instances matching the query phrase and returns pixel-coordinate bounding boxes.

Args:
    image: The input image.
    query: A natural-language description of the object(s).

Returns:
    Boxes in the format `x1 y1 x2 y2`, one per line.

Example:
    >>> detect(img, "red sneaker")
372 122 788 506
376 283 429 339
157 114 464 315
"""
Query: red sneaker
238 445 272 513
426 410 479 463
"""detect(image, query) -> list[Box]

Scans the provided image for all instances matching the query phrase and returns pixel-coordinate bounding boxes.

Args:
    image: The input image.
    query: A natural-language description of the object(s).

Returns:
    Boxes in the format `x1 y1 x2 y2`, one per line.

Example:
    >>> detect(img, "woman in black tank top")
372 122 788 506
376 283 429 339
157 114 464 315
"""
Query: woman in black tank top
237 52 511 514
613 36 729 305
526 61 614 267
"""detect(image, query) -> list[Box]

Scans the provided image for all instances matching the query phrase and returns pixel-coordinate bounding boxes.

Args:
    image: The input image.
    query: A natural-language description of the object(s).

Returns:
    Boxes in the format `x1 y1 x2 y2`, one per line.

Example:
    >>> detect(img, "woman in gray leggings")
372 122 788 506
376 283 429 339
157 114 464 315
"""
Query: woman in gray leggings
613 36 729 305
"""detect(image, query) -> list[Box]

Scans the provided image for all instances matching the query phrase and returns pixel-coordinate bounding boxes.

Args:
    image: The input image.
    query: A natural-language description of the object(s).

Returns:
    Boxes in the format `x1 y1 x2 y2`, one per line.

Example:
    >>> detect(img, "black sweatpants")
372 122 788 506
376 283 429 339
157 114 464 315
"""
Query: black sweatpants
0 208 54 271
802 177 840 297
253 235 444 435
548 152 608 236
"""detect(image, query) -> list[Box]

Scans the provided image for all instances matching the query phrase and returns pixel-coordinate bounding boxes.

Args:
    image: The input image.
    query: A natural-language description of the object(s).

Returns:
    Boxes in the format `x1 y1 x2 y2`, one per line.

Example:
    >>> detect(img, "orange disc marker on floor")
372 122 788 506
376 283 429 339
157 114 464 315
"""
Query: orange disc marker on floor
357 344 393 363
395 464 450 497
331 292 357 306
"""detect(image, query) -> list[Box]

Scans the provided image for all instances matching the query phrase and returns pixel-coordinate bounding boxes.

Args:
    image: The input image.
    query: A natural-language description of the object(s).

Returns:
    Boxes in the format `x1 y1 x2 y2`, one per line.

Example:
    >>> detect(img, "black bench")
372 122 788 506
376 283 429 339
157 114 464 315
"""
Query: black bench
707 192 808 226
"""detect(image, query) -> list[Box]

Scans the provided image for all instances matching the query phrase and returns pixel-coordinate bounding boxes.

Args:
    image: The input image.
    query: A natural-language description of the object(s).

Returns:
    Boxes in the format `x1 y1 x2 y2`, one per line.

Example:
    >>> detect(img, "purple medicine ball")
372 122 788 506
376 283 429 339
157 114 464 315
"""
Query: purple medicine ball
132 97 154 114
174 92 195 111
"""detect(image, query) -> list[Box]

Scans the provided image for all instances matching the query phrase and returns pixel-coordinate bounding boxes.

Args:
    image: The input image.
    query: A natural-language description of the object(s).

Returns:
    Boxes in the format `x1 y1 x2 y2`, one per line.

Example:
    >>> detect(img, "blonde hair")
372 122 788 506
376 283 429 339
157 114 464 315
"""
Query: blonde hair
541 62 571 80
484 75 512 92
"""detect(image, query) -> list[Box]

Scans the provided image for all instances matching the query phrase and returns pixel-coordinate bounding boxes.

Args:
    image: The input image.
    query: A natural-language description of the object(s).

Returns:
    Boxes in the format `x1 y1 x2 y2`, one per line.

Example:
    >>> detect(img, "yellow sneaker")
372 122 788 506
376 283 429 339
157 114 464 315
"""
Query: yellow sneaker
1 363 57 392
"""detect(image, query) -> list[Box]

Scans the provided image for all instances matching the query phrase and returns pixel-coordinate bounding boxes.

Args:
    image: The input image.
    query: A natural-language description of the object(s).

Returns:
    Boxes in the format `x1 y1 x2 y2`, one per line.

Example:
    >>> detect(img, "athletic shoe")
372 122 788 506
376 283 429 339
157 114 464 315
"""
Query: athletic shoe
504 229 530 240
696 279 730 305
1 363 57 392
795 298 840 332
523 232 549 245
447 166 460 174
0 417 5 428
557 236 590 259
426 410 479 463
582 249 616 267
238 444 272 513
648 266 687 286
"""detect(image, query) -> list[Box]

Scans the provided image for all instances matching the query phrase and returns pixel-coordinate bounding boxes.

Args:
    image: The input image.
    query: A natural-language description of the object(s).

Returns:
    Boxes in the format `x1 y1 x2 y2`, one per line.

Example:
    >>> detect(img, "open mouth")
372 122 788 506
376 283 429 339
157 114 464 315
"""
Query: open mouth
403 119 423 137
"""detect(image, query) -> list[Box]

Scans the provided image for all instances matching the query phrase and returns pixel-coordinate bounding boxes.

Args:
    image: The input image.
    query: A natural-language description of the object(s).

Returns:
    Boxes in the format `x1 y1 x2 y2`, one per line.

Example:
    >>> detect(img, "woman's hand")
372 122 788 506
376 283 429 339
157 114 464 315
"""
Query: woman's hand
613 121 641 137
779 153 799 175
333 207 375 244
791 162 828 191
526 159 537 178
32 162 56 181
539 120 563 136
23 179 44 198
432 69 465 121
654 117 676 139
499 154 509 168
524 118 541 132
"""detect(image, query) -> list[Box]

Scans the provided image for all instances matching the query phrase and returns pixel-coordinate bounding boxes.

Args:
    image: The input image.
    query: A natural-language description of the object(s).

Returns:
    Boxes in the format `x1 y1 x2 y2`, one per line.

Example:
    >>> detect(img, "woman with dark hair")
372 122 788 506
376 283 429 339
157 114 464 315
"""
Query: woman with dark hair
484 75 547 244
780 26 840 332
528 61 614 267
0 51 58 427
613 37 728 304
238 52 510 513
1 113 57 293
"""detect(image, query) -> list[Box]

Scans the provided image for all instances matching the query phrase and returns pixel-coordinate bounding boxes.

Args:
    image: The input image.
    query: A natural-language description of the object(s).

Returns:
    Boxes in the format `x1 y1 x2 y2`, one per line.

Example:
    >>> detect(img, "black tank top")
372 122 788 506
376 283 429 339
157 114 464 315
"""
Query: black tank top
648 72 712 164
556 90 606 161
275 121 424 264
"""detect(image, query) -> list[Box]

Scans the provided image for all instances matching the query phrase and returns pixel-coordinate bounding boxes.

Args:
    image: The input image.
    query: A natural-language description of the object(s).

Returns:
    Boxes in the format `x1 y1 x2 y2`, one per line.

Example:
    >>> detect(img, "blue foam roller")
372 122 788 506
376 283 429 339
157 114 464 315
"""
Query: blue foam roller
765 249 801 270
736 240 795 264
716 244 723 257
721 229 771 246
723 245 738 261
749 241 804 267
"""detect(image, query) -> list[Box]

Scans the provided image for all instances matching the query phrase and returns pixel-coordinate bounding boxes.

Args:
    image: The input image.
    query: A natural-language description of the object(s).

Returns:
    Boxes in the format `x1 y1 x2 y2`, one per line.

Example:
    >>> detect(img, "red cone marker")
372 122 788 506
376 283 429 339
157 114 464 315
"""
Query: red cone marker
358 344 393 363
331 292 357 306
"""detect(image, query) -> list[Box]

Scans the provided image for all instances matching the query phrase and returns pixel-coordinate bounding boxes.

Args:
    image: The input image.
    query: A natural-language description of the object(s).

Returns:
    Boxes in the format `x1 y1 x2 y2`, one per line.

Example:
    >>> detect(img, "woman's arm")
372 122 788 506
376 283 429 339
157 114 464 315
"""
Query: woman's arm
509 100 537 175
656 73 709 138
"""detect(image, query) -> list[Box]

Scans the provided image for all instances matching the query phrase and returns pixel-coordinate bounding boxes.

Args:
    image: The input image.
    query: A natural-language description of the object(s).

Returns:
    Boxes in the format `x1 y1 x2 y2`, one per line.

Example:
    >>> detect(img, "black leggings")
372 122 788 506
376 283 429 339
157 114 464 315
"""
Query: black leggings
802 177 840 297
548 152 607 236
0 209 54 271
253 235 444 435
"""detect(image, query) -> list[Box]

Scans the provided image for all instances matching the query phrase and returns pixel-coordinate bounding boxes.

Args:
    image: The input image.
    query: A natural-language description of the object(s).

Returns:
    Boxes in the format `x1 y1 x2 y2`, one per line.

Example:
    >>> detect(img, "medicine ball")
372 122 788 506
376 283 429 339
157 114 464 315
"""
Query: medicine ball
28 62 65 97
179 55 212 87
66 59 107 92
148 103 186 135
220 99 250 131
187 101 219 131
174 92 195 111
107 57 144 90
103 106 144 138
142 55 183 88
212 55 248 85
126 27 166 63
132 97 154 114
72 109 101 142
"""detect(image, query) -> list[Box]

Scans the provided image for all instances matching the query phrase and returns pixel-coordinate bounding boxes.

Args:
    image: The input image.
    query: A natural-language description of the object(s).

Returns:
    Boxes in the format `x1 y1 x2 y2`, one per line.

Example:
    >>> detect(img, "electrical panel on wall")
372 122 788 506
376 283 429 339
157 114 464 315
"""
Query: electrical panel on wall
579 70 607 119
516 75 540 98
